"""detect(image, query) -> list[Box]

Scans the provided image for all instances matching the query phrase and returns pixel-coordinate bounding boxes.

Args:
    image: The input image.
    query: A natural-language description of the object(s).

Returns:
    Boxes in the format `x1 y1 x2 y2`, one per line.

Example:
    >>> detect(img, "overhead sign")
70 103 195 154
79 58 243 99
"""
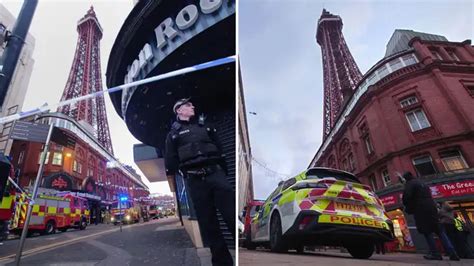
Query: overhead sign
42 172 74 191
51 127 76 149
9 121 50 143
379 178 474 209
82 177 97 195
121 0 235 117
380 193 402 208
430 180 474 199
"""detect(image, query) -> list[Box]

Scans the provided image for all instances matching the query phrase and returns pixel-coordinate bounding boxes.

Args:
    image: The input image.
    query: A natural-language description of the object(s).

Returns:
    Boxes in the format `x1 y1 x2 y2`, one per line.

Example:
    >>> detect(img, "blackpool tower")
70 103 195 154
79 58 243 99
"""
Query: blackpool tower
58 7 113 154
316 9 362 140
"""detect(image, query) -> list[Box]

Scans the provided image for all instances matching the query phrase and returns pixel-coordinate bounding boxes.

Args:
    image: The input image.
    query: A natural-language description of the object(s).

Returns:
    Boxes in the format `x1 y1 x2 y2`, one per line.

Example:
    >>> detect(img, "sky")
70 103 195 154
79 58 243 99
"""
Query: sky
239 0 474 200
3 0 172 195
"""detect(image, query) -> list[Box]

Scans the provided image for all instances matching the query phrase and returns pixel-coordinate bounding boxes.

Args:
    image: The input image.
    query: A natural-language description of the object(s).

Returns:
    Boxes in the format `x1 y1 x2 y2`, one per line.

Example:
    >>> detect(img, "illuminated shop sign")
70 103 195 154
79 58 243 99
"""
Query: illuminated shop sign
380 179 474 208
43 173 74 191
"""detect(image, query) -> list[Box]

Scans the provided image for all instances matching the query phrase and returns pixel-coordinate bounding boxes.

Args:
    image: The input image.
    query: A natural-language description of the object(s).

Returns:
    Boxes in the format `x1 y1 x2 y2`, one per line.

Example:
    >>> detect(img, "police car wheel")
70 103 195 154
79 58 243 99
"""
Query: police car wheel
346 244 374 259
269 214 287 253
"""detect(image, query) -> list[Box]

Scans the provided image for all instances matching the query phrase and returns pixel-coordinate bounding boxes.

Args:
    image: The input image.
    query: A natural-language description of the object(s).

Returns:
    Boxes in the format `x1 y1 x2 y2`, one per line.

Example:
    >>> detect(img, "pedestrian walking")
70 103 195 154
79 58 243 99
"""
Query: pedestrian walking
401 171 460 261
165 98 235 266
453 214 474 259
438 202 466 257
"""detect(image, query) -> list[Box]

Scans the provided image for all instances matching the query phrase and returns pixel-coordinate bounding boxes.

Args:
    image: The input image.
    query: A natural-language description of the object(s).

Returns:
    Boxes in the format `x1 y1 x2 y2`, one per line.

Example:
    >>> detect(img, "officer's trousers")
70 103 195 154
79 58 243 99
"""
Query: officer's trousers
186 166 235 266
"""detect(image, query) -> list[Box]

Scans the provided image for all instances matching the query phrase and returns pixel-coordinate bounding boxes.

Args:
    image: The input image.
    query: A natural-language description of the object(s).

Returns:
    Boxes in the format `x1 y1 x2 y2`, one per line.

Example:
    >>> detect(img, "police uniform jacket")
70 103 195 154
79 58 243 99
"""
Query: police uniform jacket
164 118 224 176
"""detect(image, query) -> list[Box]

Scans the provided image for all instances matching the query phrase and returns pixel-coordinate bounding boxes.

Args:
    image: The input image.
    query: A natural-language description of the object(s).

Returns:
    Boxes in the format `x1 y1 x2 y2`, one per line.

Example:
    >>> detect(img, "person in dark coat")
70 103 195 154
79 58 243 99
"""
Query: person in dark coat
401 171 459 261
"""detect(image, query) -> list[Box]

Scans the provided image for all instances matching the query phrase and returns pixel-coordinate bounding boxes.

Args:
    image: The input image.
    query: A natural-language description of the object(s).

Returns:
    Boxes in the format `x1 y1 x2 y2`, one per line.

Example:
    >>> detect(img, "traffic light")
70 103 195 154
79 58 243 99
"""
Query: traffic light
0 154 11 202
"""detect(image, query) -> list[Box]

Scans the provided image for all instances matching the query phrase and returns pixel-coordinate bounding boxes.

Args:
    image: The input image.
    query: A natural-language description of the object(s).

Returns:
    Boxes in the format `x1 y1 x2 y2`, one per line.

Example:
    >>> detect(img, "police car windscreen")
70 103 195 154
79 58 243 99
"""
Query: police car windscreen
250 206 259 217
306 169 360 183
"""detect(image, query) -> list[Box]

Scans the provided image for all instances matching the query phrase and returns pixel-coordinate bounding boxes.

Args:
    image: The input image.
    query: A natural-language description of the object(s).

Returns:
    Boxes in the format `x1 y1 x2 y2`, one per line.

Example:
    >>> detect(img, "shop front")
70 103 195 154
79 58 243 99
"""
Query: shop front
378 174 474 253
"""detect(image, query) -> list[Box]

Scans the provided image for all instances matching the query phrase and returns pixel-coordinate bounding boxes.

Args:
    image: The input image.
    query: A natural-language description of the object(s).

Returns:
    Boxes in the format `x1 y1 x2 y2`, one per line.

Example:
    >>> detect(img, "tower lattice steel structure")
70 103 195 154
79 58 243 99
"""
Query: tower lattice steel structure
58 7 113 154
316 9 362 140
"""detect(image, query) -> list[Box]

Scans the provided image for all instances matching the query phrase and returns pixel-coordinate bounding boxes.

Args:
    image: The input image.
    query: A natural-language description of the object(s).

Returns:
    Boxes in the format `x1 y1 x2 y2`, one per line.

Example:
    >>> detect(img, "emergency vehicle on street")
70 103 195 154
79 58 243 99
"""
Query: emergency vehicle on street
10 193 90 235
241 199 264 249
249 167 394 259
148 205 160 219
111 199 140 225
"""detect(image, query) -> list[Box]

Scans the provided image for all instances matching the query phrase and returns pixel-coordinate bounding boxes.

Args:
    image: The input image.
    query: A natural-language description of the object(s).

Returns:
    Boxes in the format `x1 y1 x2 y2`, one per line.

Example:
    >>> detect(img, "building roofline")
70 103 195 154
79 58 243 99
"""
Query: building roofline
36 112 149 190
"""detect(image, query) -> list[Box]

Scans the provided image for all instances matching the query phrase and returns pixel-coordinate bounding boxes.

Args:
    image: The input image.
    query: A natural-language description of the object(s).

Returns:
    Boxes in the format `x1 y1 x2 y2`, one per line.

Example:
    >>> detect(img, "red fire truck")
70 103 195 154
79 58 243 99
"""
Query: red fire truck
240 199 264 249
110 199 140 225
10 193 90 235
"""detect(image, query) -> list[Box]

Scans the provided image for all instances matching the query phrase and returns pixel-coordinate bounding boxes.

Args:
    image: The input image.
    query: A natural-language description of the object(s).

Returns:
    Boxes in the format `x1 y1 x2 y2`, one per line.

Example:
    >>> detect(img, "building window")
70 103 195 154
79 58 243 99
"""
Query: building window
413 155 437 176
400 96 418 108
369 175 377 191
18 151 25 165
381 169 391 187
73 160 82 174
430 49 443 60
405 109 431 131
342 159 348 171
446 49 460 61
389 58 404 72
328 155 336 169
52 152 63 165
88 168 94 177
401 54 418 65
439 150 468 171
38 151 50 164
367 73 378 85
466 85 474 97
359 123 374 155
364 135 374 155
377 65 390 77
348 153 355 171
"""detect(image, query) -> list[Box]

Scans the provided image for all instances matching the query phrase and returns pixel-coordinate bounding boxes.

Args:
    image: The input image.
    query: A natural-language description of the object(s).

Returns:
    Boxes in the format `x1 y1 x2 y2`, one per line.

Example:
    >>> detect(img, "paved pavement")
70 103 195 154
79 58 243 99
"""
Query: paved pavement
239 248 474 265
0 217 204 265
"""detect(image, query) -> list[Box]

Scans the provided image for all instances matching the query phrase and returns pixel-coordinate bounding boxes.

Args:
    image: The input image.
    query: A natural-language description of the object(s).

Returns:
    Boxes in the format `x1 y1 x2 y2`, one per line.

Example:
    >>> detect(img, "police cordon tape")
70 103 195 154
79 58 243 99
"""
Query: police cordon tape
0 55 237 125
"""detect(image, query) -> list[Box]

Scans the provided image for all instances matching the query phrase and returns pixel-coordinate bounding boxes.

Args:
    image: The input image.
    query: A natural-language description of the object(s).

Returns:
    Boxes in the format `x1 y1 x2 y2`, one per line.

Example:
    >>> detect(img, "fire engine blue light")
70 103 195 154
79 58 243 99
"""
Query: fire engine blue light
119 196 128 202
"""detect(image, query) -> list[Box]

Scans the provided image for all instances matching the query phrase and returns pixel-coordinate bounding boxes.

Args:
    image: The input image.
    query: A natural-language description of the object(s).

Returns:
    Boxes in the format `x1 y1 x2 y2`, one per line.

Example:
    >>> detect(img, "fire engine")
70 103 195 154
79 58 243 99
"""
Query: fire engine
110 199 140 225
0 159 17 232
10 193 90 235
148 205 160 219
0 190 16 232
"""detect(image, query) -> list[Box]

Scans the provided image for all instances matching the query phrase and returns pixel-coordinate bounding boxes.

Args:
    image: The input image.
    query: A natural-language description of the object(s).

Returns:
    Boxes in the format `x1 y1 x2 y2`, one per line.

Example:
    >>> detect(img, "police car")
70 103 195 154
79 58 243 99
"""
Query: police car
249 167 393 259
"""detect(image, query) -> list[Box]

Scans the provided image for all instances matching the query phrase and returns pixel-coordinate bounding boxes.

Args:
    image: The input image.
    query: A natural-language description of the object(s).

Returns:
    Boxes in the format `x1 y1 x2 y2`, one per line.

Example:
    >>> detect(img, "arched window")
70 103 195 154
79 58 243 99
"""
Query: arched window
328 155 336 169
339 138 350 155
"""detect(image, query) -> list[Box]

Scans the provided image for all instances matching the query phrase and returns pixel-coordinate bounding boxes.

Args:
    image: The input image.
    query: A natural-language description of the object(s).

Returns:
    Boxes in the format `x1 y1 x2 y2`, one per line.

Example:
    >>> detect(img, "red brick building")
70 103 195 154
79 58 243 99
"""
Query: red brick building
9 113 149 204
310 30 474 252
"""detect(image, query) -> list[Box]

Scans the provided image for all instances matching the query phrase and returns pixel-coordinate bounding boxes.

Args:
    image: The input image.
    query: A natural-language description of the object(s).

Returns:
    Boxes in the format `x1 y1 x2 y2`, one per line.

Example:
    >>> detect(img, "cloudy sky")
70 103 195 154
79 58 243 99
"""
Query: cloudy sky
3 0 171 195
239 0 473 199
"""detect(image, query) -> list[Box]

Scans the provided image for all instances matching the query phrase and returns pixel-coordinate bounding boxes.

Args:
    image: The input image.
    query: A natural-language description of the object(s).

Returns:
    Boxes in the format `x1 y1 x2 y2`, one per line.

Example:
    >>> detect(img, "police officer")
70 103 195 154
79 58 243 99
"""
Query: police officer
165 98 235 266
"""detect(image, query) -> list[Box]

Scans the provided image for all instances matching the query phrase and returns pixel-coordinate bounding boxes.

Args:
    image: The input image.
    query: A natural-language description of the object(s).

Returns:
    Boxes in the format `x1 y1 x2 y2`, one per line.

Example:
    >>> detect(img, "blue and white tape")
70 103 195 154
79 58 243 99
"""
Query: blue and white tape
0 55 236 124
